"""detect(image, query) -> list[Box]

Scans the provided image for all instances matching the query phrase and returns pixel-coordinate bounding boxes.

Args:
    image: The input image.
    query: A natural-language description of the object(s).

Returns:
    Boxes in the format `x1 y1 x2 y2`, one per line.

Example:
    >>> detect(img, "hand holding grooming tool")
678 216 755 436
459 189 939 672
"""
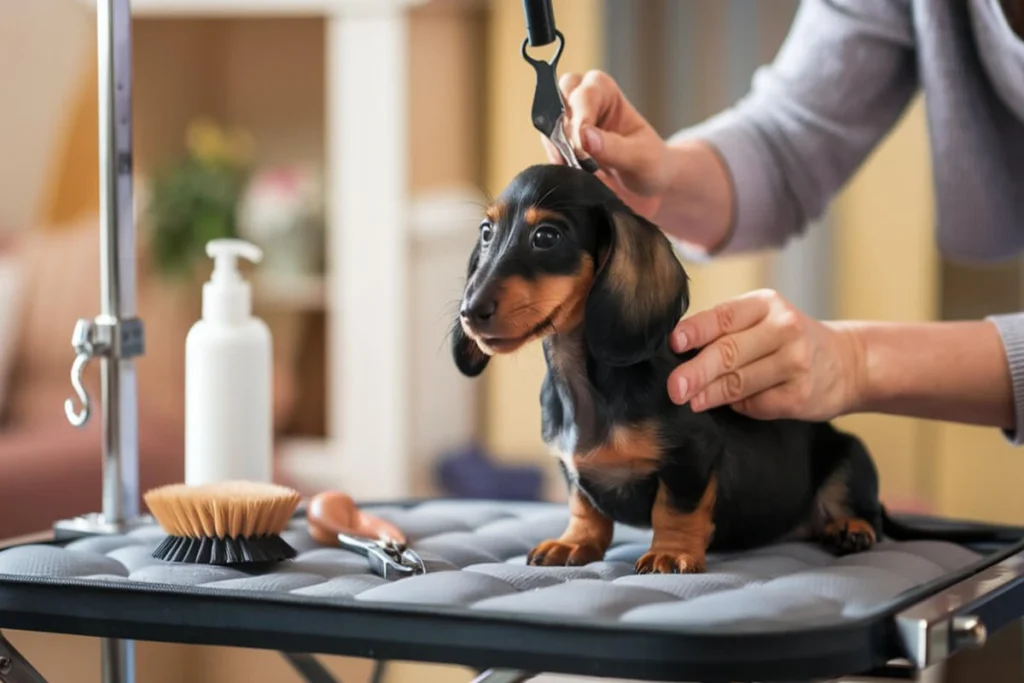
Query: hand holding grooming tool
520 0 598 173
307 491 424 579
145 481 301 565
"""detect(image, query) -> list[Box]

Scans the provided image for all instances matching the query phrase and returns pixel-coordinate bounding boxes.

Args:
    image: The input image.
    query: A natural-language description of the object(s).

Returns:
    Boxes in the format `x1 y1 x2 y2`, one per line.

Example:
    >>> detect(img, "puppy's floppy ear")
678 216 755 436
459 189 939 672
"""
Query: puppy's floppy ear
451 322 490 377
584 205 689 366
451 241 491 377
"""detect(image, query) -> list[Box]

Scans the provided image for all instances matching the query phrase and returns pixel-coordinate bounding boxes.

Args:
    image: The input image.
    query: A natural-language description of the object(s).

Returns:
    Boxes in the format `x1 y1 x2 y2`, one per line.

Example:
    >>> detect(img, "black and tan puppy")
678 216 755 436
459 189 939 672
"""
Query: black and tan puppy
451 164 921 574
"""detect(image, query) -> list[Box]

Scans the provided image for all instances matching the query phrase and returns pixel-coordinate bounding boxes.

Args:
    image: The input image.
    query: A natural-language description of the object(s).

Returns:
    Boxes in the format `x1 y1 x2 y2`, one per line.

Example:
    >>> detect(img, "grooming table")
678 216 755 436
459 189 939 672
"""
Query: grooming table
0 500 1022 683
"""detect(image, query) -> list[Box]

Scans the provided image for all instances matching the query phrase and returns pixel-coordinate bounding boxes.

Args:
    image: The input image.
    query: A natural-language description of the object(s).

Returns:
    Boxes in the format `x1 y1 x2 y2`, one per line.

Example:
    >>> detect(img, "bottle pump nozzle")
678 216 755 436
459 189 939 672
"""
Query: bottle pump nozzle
207 239 263 282
202 238 263 322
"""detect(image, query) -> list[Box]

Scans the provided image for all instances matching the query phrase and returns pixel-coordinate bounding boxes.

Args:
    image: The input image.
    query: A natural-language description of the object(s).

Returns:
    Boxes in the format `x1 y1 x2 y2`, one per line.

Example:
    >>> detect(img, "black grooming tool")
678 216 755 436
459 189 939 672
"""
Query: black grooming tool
520 0 599 173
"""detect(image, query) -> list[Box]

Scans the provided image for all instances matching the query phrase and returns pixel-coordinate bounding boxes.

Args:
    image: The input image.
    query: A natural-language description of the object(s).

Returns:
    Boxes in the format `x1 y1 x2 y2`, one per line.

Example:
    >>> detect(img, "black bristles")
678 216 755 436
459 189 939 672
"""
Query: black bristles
152 534 297 566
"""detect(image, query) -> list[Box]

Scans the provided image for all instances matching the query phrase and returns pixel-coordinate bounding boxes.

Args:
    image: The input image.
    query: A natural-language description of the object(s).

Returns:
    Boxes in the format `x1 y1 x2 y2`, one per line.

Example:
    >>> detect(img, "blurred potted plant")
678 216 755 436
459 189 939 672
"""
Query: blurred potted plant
237 163 325 278
145 118 254 278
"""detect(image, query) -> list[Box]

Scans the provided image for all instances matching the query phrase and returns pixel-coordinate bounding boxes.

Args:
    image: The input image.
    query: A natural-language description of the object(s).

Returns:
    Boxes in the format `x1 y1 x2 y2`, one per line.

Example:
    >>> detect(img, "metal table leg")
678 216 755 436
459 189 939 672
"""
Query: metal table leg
0 633 49 683
282 653 341 683
469 670 536 683
280 654 389 683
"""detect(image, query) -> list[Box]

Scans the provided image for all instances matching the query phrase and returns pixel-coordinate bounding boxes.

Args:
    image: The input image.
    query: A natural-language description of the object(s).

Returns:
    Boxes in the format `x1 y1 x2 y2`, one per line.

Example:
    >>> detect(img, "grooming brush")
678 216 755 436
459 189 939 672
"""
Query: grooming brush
145 481 302 565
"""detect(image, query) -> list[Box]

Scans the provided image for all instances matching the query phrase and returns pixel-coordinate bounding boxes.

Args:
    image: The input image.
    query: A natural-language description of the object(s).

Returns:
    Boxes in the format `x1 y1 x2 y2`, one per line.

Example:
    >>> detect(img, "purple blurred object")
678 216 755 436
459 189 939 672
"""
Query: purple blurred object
435 444 544 501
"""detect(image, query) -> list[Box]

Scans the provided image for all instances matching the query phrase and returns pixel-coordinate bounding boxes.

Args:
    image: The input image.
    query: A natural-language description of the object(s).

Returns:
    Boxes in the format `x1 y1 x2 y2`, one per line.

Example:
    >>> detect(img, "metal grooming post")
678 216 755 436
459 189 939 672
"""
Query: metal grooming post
61 0 145 534
59 0 145 681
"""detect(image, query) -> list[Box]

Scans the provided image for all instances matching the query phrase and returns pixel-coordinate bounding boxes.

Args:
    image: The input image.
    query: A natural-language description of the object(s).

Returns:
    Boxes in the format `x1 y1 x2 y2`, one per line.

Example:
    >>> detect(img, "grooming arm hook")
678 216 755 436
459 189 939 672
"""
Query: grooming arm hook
64 316 145 427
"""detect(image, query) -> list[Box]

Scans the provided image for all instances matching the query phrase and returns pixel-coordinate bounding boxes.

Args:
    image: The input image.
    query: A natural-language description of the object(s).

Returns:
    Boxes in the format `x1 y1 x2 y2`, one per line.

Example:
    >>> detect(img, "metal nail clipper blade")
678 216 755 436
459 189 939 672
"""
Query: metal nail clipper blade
336 532 426 580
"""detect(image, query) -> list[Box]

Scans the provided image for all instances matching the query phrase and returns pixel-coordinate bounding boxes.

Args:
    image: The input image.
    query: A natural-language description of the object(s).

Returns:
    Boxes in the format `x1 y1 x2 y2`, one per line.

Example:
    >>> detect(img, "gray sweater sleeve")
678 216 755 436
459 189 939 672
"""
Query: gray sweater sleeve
672 0 1024 442
987 314 1024 445
671 0 919 253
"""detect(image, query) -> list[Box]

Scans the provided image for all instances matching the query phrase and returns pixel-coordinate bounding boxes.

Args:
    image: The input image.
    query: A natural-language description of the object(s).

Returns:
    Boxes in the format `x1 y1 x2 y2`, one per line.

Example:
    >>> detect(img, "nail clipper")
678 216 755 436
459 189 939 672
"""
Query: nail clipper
336 532 426 580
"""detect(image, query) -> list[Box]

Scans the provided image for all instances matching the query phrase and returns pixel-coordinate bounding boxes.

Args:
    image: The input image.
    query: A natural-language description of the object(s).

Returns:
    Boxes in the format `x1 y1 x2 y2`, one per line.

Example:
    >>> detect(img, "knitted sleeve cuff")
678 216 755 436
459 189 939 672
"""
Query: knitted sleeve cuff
987 313 1024 446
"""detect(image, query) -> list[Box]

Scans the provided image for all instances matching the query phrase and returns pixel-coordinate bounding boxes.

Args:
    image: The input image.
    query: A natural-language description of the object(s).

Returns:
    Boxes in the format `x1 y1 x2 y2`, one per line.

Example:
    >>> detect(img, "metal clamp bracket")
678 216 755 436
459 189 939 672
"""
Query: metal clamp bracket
64 316 145 427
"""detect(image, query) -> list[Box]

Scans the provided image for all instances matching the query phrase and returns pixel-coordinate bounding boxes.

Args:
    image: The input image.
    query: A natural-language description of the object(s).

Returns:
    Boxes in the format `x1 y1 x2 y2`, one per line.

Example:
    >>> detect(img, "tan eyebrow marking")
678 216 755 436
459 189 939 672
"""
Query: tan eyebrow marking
485 202 507 223
525 207 563 226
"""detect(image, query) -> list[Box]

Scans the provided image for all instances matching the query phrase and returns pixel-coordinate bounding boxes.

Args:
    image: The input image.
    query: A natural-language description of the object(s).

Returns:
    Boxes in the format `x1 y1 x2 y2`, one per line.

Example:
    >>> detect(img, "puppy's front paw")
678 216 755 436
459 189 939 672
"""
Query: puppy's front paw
635 550 706 574
527 539 605 567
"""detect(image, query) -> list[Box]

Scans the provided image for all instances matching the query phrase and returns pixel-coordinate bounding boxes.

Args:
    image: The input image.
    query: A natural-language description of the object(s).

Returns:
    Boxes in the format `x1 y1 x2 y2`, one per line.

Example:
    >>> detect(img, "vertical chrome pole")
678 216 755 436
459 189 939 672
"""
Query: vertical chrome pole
96 0 141 526
61 0 144 680
62 0 145 533
98 2 139 681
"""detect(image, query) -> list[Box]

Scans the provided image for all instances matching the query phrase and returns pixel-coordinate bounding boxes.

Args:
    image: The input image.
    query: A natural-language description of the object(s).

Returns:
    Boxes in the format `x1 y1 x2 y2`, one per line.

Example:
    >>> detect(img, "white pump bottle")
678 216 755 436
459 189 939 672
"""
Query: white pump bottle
184 238 273 486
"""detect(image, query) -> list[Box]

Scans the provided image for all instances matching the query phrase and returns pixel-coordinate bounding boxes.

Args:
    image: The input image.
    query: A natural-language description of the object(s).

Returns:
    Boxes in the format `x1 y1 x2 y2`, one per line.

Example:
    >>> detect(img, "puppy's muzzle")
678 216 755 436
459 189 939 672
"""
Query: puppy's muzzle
460 297 497 325
460 284 500 334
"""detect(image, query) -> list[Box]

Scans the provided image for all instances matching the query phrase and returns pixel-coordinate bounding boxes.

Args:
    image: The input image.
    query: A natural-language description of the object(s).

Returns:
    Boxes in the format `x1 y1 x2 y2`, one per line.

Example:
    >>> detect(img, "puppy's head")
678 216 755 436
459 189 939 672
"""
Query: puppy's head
451 164 688 377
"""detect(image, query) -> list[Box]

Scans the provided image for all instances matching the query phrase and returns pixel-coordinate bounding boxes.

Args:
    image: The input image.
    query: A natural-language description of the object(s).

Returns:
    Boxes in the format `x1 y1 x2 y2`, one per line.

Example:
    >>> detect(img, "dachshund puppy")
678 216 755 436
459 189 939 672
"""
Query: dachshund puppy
450 164 895 574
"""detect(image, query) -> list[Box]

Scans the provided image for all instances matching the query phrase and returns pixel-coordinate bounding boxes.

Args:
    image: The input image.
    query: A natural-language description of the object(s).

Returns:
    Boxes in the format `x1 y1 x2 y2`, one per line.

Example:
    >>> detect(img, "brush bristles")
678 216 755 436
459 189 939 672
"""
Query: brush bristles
144 481 302 539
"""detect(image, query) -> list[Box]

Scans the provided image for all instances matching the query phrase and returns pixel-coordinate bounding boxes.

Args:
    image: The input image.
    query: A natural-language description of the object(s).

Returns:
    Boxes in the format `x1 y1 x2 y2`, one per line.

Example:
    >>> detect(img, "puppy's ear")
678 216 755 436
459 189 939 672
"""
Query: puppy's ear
451 241 491 377
584 205 689 366
451 322 490 377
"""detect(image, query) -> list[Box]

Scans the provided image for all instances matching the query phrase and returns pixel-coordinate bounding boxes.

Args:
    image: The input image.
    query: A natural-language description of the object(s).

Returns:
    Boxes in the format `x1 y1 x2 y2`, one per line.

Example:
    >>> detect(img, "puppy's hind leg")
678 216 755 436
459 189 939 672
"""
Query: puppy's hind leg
811 429 883 556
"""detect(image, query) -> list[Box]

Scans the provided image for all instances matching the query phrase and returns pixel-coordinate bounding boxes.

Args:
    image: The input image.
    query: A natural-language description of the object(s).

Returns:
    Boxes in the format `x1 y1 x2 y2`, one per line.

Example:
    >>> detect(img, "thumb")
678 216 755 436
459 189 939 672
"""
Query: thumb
579 125 648 176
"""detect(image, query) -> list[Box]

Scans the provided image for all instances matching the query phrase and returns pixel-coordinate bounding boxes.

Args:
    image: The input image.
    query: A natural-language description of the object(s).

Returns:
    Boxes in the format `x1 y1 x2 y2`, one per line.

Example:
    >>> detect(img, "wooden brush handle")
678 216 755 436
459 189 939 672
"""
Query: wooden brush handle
307 491 407 545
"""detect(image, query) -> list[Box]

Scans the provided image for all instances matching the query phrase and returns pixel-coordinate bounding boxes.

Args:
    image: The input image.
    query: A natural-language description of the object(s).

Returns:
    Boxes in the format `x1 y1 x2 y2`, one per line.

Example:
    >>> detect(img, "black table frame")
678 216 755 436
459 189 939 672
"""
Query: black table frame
0 515 1023 683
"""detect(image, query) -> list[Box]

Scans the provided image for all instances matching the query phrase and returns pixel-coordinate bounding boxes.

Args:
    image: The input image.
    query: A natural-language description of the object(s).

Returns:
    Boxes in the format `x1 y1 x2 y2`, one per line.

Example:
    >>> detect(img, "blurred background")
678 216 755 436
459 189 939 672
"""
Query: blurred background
0 0 1022 680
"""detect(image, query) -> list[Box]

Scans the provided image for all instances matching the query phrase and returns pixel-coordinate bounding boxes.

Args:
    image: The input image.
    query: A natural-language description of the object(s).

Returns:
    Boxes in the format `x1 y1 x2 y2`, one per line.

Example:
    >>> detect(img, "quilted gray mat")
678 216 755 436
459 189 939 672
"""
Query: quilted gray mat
0 500 984 631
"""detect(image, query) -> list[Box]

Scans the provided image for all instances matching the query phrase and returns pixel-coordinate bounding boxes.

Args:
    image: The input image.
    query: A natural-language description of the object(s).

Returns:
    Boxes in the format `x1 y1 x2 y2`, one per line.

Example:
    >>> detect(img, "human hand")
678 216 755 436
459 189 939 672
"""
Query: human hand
540 70 673 222
666 289 865 421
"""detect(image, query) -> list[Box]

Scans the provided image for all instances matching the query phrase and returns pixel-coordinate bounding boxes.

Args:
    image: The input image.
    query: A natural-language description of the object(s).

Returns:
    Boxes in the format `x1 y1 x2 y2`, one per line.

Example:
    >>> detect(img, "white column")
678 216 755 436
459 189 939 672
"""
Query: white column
325 1 414 499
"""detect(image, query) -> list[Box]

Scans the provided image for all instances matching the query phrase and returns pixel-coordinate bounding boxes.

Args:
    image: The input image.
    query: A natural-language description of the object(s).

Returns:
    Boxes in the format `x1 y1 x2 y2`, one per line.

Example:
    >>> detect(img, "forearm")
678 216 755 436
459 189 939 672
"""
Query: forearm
840 320 1015 430
654 0 917 258
651 138 734 254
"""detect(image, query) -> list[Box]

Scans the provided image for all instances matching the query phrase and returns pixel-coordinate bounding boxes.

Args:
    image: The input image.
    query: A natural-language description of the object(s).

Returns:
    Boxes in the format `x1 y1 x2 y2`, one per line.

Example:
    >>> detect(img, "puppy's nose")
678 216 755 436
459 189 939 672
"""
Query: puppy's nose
461 298 498 324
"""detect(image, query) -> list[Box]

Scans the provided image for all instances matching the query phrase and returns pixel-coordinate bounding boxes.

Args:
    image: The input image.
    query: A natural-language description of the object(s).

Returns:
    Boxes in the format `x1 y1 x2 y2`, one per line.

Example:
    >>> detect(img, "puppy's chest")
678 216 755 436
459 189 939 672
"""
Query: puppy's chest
541 340 664 486
545 388 662 489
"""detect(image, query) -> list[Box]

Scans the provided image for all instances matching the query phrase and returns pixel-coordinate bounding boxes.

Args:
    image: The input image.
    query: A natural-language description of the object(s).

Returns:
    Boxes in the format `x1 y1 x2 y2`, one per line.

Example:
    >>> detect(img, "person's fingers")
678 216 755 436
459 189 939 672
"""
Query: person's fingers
559 72 584 107
667 322 783 405
577 126 635 167
565 71 619 149
730 380 810 421
671 291 774 353
540 134 565 164
688 352 790 413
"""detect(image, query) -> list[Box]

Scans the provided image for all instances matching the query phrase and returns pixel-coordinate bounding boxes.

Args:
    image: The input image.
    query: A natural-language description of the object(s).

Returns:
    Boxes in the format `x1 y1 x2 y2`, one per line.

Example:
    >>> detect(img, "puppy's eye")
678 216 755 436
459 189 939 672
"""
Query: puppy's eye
480 222 494 244
531 225 561 250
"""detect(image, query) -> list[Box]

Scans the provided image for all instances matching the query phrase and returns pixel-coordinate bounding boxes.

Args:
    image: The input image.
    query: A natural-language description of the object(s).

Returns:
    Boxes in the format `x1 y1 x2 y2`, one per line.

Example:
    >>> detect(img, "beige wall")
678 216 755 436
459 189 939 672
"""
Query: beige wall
831 95 940 509
0 0 92 232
